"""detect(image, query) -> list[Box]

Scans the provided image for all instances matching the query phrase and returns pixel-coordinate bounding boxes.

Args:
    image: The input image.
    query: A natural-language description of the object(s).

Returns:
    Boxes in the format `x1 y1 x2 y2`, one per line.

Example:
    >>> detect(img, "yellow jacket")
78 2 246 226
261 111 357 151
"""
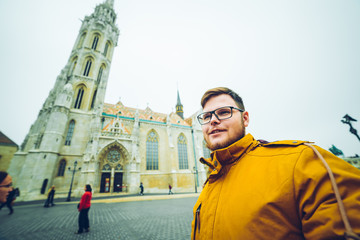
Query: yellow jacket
191 134 360 239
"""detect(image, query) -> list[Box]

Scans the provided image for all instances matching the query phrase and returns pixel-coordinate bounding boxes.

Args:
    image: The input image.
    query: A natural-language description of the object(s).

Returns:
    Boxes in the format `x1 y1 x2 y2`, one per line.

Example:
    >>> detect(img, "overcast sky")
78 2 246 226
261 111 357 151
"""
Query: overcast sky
1 0 359 156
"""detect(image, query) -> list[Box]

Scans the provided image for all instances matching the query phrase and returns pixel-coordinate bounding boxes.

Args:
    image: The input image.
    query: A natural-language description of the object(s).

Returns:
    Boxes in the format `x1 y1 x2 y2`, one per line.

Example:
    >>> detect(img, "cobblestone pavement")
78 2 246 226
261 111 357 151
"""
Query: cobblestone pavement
0 194 198 240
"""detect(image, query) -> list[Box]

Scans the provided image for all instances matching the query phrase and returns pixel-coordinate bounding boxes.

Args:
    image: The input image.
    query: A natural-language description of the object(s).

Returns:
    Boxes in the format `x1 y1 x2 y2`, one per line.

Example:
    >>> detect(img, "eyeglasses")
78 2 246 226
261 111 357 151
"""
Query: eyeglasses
0 182 12 188
197 106 244 125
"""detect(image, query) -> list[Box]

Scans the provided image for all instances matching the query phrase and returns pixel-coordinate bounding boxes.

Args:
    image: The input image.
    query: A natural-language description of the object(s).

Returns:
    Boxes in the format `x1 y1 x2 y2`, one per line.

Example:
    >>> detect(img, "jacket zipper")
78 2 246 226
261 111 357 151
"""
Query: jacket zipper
193 204 202 239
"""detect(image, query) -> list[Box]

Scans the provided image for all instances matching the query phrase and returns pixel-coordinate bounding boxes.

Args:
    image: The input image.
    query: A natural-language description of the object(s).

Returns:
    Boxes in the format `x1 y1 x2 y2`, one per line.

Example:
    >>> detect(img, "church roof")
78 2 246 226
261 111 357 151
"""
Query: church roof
102 101 191 127
0 131 18 147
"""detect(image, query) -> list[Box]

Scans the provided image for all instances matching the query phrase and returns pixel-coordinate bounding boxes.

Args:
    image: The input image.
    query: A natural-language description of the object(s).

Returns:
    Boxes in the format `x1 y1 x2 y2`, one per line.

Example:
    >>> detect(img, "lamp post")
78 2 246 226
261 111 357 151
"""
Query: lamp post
341 114 360 142
66 160 81 202
193 166 198 193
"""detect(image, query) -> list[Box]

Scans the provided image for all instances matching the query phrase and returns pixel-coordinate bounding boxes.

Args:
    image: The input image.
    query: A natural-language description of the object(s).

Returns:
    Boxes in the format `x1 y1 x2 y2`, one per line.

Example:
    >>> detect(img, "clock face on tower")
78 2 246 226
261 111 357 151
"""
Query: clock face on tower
107 150 120 163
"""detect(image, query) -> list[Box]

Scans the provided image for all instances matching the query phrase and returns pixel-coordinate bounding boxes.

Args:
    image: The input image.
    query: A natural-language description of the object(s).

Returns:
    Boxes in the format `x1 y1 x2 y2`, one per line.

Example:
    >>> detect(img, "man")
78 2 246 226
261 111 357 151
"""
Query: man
191 87 360 239
0 171 13 204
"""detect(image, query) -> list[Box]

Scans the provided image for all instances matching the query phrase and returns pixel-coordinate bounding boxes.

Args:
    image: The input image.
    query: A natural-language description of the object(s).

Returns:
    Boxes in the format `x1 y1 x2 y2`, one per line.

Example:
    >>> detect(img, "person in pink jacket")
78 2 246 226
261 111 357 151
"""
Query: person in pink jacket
76 184 92 234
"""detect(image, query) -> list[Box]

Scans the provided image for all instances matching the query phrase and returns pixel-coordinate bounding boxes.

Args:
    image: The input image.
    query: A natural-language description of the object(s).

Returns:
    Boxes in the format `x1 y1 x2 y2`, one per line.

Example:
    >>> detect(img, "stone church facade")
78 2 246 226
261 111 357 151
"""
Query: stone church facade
8 0 210 201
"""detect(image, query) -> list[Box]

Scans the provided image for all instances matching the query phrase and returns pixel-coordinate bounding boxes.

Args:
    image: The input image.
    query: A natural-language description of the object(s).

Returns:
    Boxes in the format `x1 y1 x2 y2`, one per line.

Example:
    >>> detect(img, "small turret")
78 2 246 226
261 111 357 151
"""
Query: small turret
175 89 184 119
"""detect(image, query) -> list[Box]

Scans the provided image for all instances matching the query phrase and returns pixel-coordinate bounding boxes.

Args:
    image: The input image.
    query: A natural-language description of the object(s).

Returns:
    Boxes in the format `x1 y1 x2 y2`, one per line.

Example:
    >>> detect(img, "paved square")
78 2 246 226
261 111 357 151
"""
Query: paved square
0 196 198 240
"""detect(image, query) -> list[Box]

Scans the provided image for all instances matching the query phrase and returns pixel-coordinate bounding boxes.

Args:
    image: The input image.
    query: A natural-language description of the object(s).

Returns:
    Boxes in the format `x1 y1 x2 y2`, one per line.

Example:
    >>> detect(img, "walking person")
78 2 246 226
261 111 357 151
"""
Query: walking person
168 184 173 195
44 186 56 207
139 182 144 195
75 184 92 234
0 188 16 215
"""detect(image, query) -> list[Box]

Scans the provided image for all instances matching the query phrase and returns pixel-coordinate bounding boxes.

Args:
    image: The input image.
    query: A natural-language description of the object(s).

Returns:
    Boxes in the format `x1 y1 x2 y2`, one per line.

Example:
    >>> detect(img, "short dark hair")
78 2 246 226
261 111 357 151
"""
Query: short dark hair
85 184 92 192
0 171 8 184
201 87 245 110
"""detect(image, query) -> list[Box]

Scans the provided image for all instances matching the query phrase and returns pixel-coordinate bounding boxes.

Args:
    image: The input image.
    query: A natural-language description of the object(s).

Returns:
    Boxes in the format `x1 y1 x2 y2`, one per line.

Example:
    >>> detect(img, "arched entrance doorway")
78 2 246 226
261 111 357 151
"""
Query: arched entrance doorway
99 144 128 193
113 164 124 192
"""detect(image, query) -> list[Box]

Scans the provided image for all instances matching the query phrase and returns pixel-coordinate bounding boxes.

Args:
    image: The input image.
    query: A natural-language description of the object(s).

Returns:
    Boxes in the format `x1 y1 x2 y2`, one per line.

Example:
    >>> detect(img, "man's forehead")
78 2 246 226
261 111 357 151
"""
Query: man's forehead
203 94 237 111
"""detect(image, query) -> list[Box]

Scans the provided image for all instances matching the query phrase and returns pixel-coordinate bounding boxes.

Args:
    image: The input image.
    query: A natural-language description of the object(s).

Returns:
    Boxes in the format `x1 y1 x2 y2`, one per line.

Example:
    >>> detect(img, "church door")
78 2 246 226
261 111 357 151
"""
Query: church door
100 173 111 193
113 173 123 192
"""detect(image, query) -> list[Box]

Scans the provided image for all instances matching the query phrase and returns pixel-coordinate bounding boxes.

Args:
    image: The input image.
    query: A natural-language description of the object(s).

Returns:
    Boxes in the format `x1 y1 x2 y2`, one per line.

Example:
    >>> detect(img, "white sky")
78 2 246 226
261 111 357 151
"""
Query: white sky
0 0 359 156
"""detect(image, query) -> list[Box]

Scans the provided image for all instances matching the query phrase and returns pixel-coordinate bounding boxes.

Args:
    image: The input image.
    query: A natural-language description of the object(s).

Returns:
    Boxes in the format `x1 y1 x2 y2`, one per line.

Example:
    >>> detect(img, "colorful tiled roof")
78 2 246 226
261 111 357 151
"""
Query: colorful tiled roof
102 101 192 127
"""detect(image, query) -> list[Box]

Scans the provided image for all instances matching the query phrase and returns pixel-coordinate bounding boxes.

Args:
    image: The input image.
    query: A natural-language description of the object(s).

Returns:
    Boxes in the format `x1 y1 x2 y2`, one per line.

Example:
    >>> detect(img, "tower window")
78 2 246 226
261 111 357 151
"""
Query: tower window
103 42 110 57
57 159 66 176
77 32 86 49
74 87 84 109
71 61 77 76
92 35 99 50
69 57 78 77
65 120 75 146
91 89 97 109
97 67 104 84
83 59 92 77
177 134 188 169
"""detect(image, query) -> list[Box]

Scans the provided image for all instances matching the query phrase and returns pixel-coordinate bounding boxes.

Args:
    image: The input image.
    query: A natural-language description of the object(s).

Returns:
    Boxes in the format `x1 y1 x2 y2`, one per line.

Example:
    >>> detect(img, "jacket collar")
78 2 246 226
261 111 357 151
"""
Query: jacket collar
200 133 258 176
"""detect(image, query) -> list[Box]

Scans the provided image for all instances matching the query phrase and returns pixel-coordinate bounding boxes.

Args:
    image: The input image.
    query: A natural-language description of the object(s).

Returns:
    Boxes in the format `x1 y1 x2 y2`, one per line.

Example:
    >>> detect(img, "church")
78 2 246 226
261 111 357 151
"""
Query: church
8 0 209 201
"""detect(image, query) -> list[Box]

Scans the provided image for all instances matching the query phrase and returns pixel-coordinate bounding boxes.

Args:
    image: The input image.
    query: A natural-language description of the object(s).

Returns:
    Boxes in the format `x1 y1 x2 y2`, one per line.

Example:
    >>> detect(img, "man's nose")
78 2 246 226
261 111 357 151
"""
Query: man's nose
210 113 220 125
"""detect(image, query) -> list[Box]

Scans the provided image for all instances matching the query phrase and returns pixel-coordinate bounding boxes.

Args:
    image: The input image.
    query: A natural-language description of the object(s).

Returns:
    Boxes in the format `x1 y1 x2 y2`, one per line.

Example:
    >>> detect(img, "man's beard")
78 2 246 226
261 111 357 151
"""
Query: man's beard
205 127 246 151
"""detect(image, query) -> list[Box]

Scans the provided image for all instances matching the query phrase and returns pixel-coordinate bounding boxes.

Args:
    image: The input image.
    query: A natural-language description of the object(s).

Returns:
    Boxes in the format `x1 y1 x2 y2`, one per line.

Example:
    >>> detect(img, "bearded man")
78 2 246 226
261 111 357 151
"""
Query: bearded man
191 87 360 240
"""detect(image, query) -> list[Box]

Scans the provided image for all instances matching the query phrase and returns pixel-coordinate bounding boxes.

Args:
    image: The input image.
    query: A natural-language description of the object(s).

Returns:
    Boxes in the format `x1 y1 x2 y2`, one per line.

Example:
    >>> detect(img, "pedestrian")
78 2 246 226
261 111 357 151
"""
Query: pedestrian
168 184 173 195
44 185 56 207
191 87 360 239
75 184 92 234
0 188 16 215
0 171 13 204
139 182 144 195
14 188 20 198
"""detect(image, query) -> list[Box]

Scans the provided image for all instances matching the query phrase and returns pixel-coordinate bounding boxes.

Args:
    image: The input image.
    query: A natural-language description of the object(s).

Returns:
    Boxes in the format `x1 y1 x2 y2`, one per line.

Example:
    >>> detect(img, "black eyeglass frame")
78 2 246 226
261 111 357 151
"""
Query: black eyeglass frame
197 106 244 125
0 182 12 188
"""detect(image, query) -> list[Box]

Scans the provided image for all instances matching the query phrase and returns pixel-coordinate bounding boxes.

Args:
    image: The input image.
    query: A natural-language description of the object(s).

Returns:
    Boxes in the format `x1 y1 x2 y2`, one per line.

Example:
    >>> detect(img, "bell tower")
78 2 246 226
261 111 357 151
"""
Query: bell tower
68 0 119 113
8 0 120 200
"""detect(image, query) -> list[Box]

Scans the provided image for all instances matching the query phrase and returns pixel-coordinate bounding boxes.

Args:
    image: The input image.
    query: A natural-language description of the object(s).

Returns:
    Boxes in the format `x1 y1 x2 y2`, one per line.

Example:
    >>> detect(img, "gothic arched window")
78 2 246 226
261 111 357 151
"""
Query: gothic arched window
57 159 66 176
90 89 97 109
97 66 104 84
77 32 86 49
146 130 159 170
74 87 84 109
115 164 123 171
83 59 92 77
65 120 75 146
69 57 78 76
203 140 211 159
92 35 99 50
103 41 110 57
177 134 188 169
102 164 111 172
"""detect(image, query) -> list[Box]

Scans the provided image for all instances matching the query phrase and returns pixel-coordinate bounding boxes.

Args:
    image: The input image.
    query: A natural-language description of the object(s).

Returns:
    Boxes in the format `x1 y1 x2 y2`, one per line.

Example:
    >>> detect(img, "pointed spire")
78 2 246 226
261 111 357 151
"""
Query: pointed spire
177 89 182 105
175 89 184 119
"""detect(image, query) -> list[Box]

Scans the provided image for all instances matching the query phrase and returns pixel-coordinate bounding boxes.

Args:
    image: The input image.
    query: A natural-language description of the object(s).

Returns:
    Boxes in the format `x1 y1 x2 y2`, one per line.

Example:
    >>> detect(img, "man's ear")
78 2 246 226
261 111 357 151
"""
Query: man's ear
243 111 249 127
